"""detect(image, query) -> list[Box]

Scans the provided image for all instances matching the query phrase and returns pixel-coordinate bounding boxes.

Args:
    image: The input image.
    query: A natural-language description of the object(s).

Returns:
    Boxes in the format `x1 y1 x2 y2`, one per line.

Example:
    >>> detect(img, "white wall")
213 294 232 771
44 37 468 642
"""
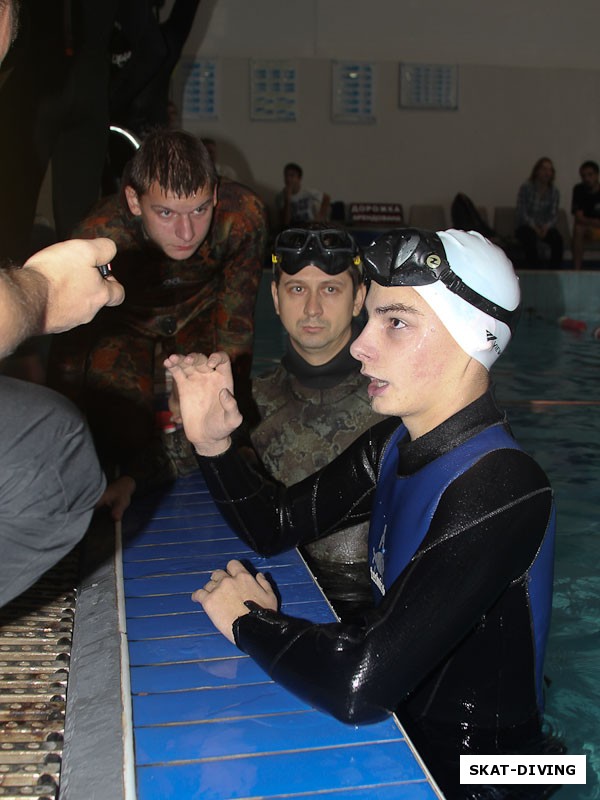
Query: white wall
178 0 600 69
163 0 600 231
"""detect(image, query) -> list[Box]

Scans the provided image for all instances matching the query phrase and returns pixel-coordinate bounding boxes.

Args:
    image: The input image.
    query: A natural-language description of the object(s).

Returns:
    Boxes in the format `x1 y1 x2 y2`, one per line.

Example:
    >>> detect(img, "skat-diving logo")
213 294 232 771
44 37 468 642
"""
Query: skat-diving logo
486 330 502 357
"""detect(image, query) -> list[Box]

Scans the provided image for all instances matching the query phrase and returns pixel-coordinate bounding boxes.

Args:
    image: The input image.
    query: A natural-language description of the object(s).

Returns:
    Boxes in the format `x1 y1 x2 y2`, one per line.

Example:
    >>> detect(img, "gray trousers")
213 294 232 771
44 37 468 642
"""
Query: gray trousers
0 377 105 606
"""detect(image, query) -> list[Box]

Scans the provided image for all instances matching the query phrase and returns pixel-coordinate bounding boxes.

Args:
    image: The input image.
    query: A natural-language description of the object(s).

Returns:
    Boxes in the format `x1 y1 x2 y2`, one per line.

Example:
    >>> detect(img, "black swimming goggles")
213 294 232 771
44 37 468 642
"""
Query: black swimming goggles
363 228 519 333
272 228 362 276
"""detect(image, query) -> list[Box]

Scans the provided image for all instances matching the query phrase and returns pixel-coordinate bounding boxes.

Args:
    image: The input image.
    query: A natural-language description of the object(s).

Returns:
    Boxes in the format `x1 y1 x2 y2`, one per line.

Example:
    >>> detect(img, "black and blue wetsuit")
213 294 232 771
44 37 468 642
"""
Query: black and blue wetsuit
198 389 559 799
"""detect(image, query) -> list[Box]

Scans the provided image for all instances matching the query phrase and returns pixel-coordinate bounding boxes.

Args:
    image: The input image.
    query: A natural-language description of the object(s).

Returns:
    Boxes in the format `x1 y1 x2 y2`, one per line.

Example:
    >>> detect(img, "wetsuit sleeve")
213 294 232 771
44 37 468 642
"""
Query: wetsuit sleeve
197 416 400 555
233 448 553 725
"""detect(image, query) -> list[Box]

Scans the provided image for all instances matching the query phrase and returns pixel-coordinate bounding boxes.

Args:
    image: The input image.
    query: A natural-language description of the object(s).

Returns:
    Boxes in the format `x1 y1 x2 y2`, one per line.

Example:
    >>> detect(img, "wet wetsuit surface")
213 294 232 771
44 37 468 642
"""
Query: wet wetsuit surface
250 325 381 618
198 390 558 799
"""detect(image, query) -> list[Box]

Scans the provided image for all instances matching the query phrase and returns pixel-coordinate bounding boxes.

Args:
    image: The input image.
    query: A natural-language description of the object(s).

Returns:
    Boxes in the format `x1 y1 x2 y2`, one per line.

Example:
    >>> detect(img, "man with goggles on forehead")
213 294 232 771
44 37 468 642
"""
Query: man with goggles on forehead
248 223 381 620
166 228 561 799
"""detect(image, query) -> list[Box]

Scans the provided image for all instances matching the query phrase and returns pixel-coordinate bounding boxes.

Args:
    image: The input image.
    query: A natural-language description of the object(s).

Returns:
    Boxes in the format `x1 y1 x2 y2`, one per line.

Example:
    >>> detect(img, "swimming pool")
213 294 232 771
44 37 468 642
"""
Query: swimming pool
493 315 600 800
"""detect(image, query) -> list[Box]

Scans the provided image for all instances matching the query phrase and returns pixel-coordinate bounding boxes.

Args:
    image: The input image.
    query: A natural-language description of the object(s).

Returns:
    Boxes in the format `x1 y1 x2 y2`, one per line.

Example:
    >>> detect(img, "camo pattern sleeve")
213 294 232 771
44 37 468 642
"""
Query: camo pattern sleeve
204 180 267 362
71 193 135 243
47 184 267 482
185 180 268 418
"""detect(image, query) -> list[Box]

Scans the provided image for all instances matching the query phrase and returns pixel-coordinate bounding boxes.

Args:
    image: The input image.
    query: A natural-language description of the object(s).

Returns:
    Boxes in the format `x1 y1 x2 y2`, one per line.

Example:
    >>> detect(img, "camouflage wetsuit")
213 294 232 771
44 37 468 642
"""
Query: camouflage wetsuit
47 180 267 488
251 325 381 619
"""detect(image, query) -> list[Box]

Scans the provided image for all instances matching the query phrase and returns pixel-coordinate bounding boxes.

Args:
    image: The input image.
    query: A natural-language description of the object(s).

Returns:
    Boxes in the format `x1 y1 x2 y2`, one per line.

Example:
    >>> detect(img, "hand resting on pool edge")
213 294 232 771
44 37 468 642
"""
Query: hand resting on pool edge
192 559 279 644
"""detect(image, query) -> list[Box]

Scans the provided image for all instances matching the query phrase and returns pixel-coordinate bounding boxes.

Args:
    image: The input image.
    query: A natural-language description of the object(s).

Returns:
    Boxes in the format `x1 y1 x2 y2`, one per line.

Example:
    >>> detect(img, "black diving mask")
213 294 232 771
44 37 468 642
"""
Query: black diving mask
363 228 518 333
272 228 362 276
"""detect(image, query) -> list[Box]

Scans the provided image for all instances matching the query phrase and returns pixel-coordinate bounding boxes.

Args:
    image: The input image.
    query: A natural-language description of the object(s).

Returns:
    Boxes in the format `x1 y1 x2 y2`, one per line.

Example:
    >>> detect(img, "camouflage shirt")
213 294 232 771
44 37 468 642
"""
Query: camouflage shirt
68 179 266 357
252 362 380 483
250 334 383 618
47 180 267 482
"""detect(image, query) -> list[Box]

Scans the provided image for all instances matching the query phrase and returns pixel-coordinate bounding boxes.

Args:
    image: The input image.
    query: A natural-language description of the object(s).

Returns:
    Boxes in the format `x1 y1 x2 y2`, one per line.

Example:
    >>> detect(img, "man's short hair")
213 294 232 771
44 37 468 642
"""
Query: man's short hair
579 160 599 175
126 129 218 197
284 162 303 179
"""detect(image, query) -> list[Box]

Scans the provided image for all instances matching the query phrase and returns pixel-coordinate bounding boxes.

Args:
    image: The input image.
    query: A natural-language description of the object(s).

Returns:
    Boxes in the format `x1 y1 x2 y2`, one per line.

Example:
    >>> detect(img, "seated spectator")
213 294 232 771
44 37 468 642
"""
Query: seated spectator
571 159 600 270
515 157 564 268
276 162 330 229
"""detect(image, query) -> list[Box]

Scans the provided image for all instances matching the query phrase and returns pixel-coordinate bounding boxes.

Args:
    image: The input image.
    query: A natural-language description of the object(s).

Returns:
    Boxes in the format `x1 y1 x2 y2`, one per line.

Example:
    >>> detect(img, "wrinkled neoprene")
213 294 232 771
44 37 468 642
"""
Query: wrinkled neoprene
197 390 558 799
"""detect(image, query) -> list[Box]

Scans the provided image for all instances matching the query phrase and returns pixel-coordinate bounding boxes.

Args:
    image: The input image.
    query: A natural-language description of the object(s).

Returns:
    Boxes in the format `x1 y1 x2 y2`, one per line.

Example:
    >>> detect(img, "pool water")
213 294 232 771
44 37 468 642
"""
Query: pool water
493 316 600 800
253 278 600 798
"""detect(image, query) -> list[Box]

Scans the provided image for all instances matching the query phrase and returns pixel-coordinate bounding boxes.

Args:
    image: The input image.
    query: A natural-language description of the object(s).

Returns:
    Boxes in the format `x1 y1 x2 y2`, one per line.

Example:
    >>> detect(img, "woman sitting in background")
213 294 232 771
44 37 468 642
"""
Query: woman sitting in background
515 157 564 268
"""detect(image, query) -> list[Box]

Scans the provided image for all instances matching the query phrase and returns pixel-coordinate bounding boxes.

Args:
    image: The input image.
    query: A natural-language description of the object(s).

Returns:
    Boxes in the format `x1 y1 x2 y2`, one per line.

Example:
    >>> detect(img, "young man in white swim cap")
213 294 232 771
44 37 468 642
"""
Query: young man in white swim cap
166 228 561 800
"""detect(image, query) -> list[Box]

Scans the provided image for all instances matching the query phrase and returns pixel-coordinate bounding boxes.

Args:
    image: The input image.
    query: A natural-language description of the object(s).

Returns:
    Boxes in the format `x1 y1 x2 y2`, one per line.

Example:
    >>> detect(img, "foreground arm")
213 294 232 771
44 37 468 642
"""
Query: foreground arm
232 451 554 724
167 348 395 549
196 405 396 555
0 238 123 358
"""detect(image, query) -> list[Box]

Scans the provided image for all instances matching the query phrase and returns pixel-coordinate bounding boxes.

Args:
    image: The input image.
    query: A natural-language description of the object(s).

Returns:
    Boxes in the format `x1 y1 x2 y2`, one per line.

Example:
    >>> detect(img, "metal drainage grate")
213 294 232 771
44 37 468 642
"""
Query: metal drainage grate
0 555 78 800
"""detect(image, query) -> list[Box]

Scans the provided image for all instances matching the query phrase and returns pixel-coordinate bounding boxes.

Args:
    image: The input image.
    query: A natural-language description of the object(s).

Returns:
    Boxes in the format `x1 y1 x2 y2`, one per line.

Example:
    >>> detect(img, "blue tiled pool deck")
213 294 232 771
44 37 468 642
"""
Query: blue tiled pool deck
120 474 443 800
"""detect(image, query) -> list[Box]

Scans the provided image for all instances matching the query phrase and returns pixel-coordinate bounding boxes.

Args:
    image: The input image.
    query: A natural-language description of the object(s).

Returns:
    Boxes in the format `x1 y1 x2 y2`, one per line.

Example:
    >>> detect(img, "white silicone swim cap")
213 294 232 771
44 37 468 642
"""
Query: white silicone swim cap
414 229 521 369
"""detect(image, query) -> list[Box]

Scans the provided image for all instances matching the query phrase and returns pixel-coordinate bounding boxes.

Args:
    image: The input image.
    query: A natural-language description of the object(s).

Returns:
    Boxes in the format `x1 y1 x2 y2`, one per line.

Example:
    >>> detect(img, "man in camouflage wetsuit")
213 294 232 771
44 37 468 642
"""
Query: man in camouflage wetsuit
47 129 267 516
249 225 381 618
